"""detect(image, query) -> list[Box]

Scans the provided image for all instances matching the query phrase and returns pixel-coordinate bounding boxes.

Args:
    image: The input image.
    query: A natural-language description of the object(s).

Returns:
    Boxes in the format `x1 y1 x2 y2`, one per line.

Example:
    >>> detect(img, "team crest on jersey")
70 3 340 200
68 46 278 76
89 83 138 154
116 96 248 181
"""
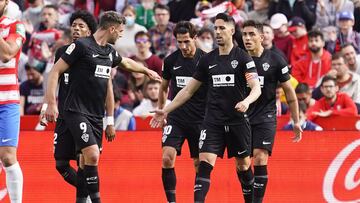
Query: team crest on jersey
81 133 89 143
262 63 270 71
66 43 76 55
231 60 238 69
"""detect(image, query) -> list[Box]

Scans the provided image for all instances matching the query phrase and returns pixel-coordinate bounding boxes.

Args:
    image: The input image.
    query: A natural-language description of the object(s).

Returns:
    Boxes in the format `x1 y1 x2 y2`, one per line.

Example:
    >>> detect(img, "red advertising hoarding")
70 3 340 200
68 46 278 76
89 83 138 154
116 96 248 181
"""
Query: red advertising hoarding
0 131 359 202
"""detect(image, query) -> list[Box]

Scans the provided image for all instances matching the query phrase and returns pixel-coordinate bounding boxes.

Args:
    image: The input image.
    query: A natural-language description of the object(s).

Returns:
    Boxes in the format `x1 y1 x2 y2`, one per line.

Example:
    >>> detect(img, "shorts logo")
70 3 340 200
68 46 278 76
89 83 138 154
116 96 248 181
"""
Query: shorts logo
81 133 89 143
231 60 238 69
199 130 207 149
262 141 271 145
162 135 167 143
64 73 69 84
282 66 289 74
262 63 270 71
66 43 76 55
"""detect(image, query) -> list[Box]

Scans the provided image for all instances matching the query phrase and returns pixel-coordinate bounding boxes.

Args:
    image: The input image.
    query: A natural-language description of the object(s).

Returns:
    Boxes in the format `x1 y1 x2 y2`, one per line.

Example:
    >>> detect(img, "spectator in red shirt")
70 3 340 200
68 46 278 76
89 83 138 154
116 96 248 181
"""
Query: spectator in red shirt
289 17 308 65
307 75 358 120
292 30 332 88
270 13 294 62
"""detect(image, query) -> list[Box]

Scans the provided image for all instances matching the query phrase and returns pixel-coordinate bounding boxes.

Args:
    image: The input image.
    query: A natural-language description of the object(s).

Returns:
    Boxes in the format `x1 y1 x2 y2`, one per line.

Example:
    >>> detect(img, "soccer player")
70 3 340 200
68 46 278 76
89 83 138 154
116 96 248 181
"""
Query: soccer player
151 13 261 203
0 0 26 202
44 11 160 203
242 20 302 203
158 21 207 202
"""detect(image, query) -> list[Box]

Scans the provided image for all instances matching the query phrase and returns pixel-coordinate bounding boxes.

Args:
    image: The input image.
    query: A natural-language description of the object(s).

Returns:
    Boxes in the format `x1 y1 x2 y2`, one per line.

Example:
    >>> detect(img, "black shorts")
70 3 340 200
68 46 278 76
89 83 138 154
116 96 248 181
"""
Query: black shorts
251 122 276 156
162 119 201 158
63 111 103 153
199 121 251 159
54 118 77 160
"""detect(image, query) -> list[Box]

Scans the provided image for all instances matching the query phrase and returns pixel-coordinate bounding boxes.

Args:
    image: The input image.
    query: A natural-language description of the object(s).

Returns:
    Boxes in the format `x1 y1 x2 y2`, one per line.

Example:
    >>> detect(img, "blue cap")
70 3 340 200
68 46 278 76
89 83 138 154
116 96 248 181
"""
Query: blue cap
338 11 354 21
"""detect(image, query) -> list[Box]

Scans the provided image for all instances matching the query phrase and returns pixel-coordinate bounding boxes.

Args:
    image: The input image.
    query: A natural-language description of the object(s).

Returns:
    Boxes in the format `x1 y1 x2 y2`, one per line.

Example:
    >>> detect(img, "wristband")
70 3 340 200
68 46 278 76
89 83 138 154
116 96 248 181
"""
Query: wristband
41 103 48 112
107 116 114 126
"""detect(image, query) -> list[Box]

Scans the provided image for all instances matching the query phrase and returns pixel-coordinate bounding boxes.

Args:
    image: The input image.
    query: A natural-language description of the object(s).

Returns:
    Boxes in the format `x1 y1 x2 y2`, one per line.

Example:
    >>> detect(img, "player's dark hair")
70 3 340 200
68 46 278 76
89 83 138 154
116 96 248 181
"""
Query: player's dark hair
242 20 264 33
307 30 324 41
215 12 235 27
173 21 197 38
331 52 344 61
295 83 310 94
70 10 98 35
154 3 170 13
134 31 150 41
98 11 126 29
320 75 337 87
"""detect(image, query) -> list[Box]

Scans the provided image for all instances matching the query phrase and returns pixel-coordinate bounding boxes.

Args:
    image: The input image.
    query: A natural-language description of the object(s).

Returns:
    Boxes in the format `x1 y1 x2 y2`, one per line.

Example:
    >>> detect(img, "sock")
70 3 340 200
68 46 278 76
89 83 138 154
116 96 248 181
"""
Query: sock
56 160 77 187
5 162 23 203
76 168 88 203
84 165 101 203
253 165 268 203
162 168 176 203
194 161 213 203
237 167 254 203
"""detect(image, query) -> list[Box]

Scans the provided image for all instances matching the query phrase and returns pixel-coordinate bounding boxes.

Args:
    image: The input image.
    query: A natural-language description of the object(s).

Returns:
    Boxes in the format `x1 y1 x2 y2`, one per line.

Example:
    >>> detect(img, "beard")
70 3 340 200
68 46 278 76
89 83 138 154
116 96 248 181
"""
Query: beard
309 46 321 53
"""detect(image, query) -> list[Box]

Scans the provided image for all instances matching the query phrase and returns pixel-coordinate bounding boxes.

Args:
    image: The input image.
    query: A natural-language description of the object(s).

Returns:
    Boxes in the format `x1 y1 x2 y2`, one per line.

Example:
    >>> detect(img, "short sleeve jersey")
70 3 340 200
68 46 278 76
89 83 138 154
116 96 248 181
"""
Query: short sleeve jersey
247 49 290 124
193 46 257 125
162 49 207 123
60 36 122 118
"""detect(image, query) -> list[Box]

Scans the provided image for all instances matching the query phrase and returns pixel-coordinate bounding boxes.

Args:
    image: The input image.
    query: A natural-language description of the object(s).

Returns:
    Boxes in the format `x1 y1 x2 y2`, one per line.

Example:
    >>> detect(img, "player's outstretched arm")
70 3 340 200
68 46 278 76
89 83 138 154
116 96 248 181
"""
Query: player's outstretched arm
119 57 161 82
236 77 261 112
44 58 69 122
105 78 116 142
158 78 170 110
150 78 202 128
281 80 302 142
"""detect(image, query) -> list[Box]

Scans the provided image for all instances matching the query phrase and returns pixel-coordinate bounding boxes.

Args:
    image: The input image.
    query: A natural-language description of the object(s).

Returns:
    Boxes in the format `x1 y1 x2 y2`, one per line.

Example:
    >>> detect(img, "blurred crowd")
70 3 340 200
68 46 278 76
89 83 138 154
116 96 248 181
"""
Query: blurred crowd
10 0 360 131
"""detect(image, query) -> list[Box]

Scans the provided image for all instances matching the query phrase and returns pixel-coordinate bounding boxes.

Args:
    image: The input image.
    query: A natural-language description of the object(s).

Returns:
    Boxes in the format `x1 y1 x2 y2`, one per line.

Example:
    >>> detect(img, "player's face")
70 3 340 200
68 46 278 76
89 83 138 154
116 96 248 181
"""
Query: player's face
0 0 8 17
320 80 338 99
214 19 234 46
176 33 196 58
71 18 91 41
341 46 357 66
331 58 347 77
242 26 264 52
108 24 124 44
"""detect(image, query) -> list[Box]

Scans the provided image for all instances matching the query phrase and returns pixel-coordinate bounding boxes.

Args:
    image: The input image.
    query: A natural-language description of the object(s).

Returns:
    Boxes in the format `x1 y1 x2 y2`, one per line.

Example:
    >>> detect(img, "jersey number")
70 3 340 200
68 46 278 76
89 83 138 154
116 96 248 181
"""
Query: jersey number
54 133 58 145
80 122 87 133
163 125 172 135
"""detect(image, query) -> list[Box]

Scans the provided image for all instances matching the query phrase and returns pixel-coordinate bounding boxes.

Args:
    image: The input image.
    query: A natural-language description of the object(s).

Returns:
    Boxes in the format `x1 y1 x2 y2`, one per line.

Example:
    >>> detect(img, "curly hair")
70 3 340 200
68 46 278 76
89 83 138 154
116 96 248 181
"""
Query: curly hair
69 10 98 34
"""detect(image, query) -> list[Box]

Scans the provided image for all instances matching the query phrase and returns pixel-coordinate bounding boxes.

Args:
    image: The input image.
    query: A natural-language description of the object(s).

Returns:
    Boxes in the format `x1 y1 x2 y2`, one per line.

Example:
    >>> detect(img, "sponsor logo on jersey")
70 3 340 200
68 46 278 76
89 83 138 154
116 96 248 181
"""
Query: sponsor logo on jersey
175 76 191 88
262 63 270 71
94 65 111 79
231 60 238 69
246 61 255 69
66 43 76 55
212 74 234 87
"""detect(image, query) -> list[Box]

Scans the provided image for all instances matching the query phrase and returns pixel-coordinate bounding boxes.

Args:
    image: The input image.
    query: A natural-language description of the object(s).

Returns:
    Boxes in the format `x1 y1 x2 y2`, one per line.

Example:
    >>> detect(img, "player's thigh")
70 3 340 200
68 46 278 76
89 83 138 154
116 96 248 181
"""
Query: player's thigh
251 122 276 156
199 122 226 158
54 118 77 160
226 121 251 158
162 120 186 156
0 104 20 147
185 123 202 158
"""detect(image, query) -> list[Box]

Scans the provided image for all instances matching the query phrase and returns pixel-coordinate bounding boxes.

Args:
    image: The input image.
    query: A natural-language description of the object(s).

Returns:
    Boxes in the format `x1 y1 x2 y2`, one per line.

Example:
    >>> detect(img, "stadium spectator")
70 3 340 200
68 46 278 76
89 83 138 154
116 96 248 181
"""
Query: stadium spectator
307 75 358 120
341 43 360 74
262 23 287 61
190 0 213 28
131 31 162 76
269 13 293 62
315 0 354 30
335 11 360 54
276 84 288 116
148 3 176 59
114 91 136 131
135 0 156 29
168 0 197 23
21 0 44 34
247 0 270 23
292 30 332 88
114 5 147 57
196 27 216 53
295 83 316 108
289 17 308 65
20 62 45 115
283 100 323 131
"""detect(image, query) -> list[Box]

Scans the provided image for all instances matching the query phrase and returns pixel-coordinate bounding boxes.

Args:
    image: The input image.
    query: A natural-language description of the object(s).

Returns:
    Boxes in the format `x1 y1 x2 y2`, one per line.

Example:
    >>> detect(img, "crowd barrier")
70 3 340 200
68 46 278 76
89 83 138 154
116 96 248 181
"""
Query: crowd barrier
0 131 359 202
19 115 360 131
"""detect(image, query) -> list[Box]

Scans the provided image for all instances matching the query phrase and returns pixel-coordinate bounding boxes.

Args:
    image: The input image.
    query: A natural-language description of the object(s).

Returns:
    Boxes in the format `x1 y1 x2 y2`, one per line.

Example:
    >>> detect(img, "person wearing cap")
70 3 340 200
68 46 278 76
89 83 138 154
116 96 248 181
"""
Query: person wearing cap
335 11 360 53
20 60 45 115
289 16 308 65
269 13 294 62
315 0 354 29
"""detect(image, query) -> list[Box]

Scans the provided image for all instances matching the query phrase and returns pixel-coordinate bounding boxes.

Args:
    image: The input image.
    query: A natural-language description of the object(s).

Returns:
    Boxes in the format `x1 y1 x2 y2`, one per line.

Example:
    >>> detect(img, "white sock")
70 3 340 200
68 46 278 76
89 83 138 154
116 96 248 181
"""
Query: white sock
5 162 23 203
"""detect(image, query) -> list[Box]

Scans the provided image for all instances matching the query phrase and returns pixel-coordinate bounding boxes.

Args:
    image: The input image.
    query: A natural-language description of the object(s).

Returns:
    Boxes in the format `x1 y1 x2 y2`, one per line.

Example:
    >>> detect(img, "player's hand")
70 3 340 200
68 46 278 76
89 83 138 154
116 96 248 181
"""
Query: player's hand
39 103 48 126
45 103 58 123
149 109 167 128
105 125 116 142
292 122 303 142
145 69 162 82
235 100 250 112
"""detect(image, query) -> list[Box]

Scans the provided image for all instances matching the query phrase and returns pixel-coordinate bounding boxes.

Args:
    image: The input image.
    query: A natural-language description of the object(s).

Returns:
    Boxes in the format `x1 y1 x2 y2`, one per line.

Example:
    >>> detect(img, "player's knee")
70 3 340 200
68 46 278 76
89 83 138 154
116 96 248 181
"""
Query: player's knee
162 154 175 168
0 152 16 166
235 157 251 171
253 150 269 165
84 153 99 165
